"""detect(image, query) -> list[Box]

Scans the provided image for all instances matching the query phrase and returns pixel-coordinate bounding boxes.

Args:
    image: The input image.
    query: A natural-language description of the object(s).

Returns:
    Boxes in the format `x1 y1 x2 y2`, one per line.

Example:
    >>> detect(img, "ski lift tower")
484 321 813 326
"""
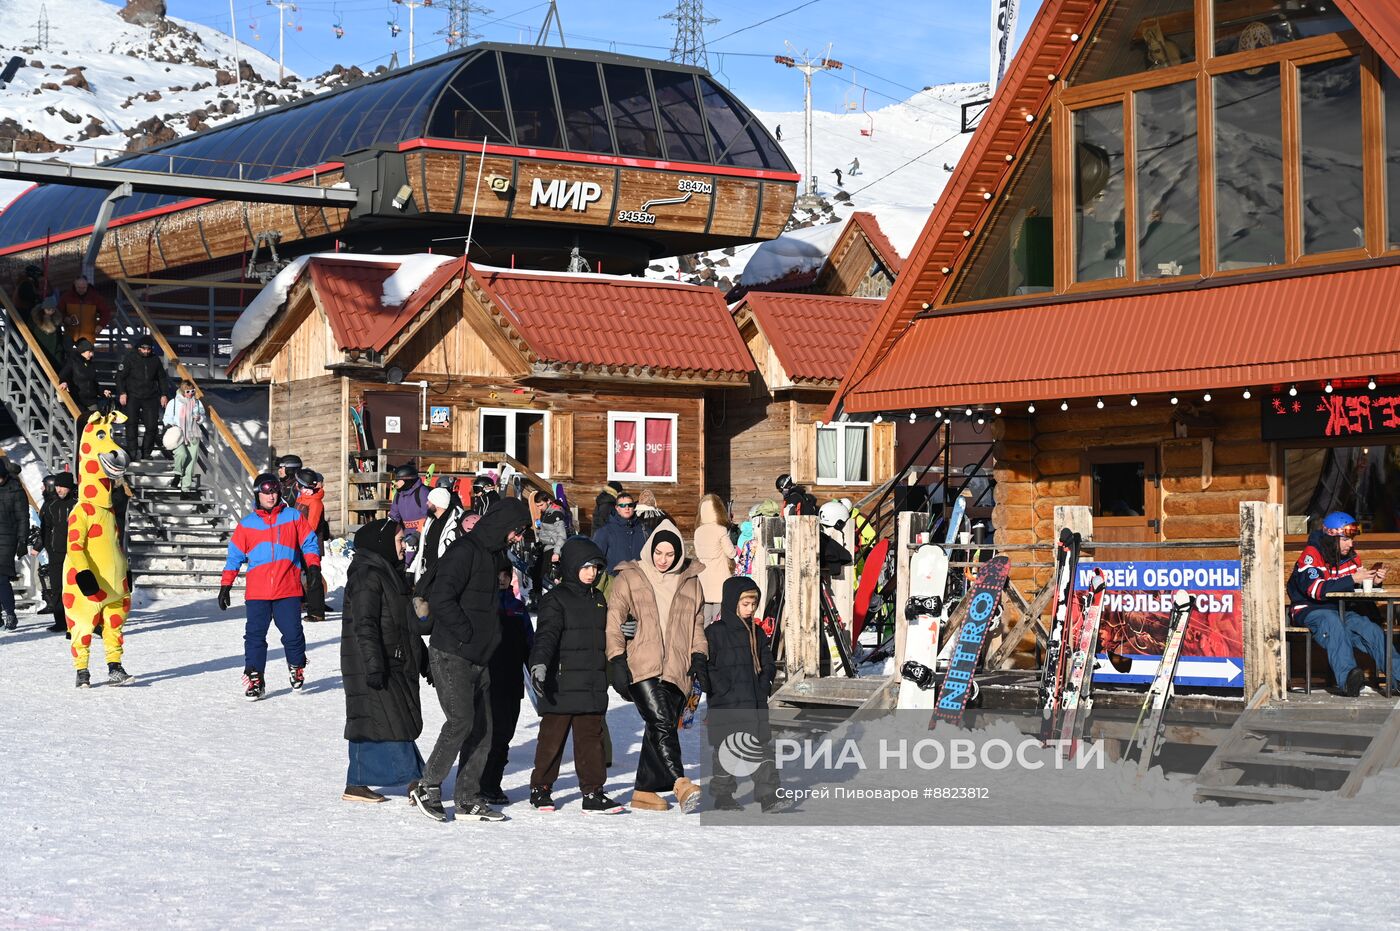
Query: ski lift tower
774 43 841 205
393 0 436 64
439 0 491 49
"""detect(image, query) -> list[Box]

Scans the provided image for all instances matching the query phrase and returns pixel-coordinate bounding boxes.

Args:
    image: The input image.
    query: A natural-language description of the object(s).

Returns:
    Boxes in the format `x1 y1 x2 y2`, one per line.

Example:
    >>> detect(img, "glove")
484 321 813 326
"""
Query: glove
688 652 707 679
608 656 633 702
75 570 100 598
366 670 386 690
305 565 322 588
529 663 548 693
218 585 232 611
620 615 638 639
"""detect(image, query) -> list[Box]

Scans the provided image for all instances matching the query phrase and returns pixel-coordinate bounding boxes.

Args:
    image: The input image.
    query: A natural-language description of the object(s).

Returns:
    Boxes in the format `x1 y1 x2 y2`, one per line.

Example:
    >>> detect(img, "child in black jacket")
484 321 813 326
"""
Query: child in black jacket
701 576 788 812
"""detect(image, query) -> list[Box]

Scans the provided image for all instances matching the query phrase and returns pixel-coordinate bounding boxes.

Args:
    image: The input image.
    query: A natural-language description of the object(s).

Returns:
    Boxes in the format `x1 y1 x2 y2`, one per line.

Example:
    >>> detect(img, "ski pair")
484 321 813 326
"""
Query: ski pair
1128 590 1194 777
1050 568 1108 757
1037 528 1080 743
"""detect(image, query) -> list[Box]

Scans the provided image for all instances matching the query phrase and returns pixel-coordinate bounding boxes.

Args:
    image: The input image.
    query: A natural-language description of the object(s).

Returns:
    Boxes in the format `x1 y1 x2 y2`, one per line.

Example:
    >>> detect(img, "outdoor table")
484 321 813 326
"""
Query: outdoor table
1325 589 1398 691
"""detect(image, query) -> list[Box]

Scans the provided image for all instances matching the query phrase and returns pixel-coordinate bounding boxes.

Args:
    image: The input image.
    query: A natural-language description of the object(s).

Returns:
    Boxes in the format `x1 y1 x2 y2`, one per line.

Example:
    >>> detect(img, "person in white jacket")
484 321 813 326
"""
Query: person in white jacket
409 486 465 583
161 380 205 496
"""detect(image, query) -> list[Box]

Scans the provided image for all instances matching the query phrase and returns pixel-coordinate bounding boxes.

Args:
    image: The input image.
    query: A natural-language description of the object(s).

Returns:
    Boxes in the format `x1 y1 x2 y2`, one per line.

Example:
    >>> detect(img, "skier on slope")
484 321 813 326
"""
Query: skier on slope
219 472 322 700
848 157 860 175
1287 512 1400 696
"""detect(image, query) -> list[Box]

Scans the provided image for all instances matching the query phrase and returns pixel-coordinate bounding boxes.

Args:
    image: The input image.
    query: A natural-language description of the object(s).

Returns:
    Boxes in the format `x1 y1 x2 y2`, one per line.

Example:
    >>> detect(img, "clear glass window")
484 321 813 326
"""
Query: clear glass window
1073 102 1127 282
1286 444 1400 535
1213 1 1356 59
1066 0 1195 86
1299 56 1365 254
1387 66 1400 251
430 53 511 144
1214 66 1285 270
816 423 871 485
1135 81 1200 277
652 70 710 163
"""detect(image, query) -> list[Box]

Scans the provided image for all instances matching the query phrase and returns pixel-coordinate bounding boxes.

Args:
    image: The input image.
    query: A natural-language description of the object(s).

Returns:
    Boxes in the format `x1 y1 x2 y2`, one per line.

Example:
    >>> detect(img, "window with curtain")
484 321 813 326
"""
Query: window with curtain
817 423 871 485
609 412 677 482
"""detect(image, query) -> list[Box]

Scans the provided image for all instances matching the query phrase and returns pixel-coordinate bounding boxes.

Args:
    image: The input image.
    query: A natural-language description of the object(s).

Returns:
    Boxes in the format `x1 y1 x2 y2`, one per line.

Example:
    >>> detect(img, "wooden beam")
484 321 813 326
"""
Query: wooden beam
1240 500 1286 701
893 510 931 671
829 519 857 629
784 515 821 680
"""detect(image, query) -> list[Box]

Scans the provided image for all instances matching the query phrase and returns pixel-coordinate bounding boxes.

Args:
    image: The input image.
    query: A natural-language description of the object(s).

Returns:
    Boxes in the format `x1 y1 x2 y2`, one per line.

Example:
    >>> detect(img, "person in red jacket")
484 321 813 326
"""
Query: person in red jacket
294 468 329 623
220 472 323 701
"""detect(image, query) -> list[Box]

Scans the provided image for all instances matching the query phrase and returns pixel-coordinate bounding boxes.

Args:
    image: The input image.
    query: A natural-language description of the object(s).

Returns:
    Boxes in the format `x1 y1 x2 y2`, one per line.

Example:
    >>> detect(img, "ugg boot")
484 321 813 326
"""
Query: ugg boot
630 790 670 812
673 777 701 814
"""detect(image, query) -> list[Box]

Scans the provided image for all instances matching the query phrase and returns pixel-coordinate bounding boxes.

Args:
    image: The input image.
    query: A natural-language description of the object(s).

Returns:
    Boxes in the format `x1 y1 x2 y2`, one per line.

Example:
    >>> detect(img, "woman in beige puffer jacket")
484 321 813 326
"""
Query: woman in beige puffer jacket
692 494 736 624
605 520 707 812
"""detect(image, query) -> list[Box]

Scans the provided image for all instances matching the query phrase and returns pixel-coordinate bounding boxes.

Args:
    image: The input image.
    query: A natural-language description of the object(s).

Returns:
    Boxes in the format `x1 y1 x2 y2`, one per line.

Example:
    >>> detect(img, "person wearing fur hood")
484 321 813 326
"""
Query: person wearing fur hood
604 520 707 813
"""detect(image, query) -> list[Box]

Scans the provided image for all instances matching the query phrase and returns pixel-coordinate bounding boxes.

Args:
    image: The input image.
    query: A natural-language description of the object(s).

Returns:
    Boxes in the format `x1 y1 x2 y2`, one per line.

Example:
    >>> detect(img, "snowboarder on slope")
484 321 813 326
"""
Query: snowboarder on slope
220 472 322 700
831 168 843 188
775 124 782 141
848 157 860 175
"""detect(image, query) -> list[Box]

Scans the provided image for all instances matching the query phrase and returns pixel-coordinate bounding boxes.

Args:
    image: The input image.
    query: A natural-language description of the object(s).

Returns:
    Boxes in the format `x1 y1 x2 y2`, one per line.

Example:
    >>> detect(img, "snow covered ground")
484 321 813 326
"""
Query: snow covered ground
2 583 1397 928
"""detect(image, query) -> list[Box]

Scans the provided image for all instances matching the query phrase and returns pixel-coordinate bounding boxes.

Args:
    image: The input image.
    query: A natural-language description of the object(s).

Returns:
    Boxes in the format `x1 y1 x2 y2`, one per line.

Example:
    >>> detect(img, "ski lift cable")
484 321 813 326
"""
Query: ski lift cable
846 128 963 197
707 0 827 45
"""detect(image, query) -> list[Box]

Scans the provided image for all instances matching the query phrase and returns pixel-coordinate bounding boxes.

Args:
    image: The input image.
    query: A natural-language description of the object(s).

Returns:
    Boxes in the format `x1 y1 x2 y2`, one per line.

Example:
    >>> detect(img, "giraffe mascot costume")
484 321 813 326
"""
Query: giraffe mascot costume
66 409 135 688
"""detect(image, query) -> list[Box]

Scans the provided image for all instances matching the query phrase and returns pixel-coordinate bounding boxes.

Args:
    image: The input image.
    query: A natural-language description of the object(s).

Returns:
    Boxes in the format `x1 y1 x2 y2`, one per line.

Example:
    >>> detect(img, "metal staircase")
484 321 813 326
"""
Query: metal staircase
1 285 258 599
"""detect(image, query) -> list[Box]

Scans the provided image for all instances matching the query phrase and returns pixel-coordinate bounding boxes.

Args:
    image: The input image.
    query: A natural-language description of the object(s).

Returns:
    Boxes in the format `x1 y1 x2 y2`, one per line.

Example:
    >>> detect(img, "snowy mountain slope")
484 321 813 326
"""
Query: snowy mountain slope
648 82 982 290
0 0 346 211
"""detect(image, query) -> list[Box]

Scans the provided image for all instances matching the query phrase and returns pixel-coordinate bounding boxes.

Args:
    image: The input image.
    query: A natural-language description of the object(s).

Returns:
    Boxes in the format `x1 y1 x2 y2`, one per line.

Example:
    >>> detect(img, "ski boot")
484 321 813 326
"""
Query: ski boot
242 670 266 701
408 783 448 822
529 786 556 812
289 665 306 692
458 801 506 822
107 663 135 686
76 669 91 689
580 791 624 815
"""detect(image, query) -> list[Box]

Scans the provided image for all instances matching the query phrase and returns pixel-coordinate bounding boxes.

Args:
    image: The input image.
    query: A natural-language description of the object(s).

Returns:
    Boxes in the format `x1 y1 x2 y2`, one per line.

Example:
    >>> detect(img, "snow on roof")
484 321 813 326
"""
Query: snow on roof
865 204 933 260
739 222 847 288
230 252 450 356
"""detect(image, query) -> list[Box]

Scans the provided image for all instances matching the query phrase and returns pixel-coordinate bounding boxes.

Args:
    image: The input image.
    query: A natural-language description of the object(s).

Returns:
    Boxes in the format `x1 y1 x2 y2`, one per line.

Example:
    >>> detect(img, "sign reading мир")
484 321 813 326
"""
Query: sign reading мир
1260 389 1400 441
1072 561 1243 689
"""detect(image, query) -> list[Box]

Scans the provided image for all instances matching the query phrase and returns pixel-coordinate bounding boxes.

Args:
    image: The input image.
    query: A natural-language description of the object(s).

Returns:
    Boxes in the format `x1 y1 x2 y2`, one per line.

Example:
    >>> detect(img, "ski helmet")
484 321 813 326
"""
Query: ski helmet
819 499 851 531
295 468 323 489
393 463 419 482
1322 512 1360 537
276 454 303 472
775 473 795 494
253 472 281 500
472 474 496 491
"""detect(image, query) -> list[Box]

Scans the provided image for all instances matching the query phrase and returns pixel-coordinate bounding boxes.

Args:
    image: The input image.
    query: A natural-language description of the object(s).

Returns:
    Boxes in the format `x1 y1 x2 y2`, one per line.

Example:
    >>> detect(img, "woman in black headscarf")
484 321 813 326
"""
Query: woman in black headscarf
341 519 430 803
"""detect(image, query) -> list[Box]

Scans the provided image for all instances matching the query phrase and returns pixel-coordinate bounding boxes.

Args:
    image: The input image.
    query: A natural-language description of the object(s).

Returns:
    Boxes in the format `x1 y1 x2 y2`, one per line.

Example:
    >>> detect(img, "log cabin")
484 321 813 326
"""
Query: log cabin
827 0 1400 675
227 254 757 536
725 210 912 302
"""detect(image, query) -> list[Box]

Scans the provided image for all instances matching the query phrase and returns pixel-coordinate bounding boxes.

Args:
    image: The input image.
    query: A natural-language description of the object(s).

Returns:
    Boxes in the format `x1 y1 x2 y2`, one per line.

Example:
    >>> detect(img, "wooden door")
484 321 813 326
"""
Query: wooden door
1081 446 1160 562
363 391 422 465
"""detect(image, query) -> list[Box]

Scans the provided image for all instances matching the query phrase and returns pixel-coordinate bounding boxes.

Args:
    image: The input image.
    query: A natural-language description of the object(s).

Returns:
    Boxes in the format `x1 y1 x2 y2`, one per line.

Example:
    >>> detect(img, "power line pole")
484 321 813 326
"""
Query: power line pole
440 0 491 49
35 3 51 50
774 43 841 201
534 0 566 46
394 0 435 64
265 0 297 83
662 0 717 69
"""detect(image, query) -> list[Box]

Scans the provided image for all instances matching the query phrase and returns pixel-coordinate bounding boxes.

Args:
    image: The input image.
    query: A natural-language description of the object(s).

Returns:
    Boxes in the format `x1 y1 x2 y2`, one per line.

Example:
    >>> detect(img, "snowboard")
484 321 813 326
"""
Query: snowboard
819 579 857 677
941 493 967 547
553 482 574 535
897 543 950 710
679 675 703 729
1053 568 1107 754
1130 589 1193 776
524 662 540 713
851 537 890 644
933 555 1011 725
1037 528 1081 743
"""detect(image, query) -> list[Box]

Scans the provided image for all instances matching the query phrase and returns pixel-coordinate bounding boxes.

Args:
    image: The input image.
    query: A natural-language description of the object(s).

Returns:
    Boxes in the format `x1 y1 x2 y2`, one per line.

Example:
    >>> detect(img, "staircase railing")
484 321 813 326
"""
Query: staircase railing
115 282 259 530
0 290 81 472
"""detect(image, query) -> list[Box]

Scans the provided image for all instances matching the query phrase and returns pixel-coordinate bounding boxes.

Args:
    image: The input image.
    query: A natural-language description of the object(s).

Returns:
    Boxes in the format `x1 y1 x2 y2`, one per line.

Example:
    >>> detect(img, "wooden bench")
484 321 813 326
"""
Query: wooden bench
1285 624 1316 694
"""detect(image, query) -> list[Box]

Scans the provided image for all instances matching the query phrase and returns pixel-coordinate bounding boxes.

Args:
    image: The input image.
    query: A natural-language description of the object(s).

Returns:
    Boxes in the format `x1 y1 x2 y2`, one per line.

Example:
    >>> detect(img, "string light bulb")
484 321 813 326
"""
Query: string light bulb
1027 402 1036 413
1095 397 1104 409
1129 395 1138 407
933 408 942 419
1288 384 1298 397
1369 377 1378 390
1060 400 1069 411
1170 395 1179 405
964 408 973 417
1242 387 1251 399
909 411 917 423
1324 380 1334 394
1203 392 1212 402
993 405 1002 415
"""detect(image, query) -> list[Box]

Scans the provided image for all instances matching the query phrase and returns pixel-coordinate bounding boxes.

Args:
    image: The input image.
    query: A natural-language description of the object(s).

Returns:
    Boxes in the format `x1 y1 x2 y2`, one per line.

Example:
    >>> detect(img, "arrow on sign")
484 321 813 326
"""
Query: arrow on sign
1093 654 1243 685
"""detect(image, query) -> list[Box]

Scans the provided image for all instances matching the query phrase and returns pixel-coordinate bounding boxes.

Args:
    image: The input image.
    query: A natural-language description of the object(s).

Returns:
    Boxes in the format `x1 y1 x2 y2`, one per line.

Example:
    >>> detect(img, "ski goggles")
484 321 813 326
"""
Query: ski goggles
254 477 281 496
1326 522 1361 538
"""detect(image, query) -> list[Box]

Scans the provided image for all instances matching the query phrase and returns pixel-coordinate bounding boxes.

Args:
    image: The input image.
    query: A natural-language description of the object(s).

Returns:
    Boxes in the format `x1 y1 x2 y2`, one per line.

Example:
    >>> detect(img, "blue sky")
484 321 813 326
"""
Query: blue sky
124 0 1041 112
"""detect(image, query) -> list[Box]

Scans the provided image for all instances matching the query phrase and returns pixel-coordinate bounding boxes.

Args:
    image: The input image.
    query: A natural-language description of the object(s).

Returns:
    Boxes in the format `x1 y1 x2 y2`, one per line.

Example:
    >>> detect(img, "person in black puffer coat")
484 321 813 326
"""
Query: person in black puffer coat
701 575 785 812
38 472 78 633
341 519 430 804
526 537 622 813
115 335 169 460
0 460 27 630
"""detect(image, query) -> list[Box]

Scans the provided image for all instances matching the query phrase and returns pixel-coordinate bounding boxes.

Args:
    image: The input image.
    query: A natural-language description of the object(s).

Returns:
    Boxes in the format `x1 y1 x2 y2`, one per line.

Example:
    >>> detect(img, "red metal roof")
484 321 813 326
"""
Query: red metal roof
1336 0 1400 74
742 292 882 383
843 263 1400 412
848 211 904 275
468 266 755 377
305 256 462 353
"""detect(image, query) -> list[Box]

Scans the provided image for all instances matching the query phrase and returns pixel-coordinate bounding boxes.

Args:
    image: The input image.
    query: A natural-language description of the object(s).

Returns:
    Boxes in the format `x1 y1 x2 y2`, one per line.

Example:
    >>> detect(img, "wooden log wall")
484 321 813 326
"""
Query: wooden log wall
269 374 347 537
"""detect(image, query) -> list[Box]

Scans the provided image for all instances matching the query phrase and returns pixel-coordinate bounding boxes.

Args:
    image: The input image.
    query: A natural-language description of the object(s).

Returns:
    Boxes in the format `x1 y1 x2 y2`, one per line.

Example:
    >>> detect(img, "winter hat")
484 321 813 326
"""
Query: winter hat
428 486 452 510
52 472 76 490
136 335 157 350
74 338 95 354
354 518 400 564
603 480 623 497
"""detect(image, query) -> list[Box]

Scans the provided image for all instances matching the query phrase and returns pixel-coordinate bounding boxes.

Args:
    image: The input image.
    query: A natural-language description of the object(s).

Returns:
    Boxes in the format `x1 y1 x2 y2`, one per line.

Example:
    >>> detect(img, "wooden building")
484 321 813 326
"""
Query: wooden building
708 291 896 510
725 210 912 302
828 0 1400 659
229 254 757 536
0 44 796 285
